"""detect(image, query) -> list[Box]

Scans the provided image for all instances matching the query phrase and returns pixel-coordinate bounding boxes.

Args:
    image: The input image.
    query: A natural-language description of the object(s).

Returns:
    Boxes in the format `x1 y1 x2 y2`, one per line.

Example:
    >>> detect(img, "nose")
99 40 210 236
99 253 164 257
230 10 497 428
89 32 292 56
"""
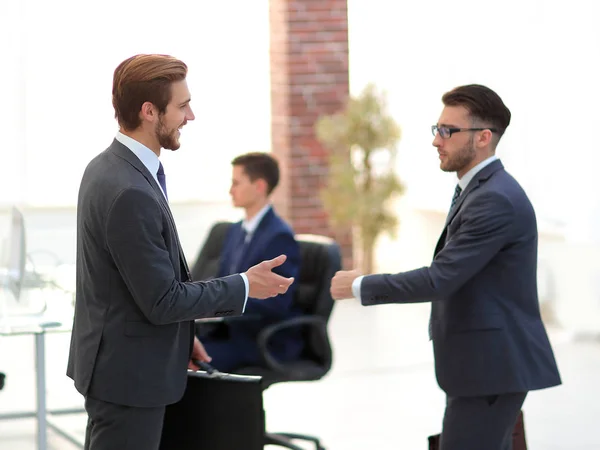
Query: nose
432 132 442 148
187 106 195 122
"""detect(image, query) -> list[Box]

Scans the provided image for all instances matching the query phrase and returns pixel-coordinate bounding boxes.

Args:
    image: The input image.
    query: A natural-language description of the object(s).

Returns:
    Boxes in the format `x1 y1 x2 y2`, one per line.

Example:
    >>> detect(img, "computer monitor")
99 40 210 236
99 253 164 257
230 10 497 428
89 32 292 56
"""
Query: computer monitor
2 207 26 302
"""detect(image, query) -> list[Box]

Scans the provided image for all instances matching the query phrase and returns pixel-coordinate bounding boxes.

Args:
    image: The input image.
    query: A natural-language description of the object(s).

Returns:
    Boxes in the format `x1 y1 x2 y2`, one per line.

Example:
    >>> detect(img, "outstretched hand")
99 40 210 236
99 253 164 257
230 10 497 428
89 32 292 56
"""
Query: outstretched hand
245 254 294 299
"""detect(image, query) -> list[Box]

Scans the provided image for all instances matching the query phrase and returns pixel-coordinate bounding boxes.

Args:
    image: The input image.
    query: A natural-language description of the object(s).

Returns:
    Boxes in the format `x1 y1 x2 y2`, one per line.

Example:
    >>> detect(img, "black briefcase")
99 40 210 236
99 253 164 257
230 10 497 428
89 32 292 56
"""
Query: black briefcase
160 367 264 450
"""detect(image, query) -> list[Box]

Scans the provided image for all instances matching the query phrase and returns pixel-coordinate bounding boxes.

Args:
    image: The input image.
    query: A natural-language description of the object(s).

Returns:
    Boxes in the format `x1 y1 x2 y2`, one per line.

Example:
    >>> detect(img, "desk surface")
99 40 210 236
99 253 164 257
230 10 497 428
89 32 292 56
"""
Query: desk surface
0 314 72 336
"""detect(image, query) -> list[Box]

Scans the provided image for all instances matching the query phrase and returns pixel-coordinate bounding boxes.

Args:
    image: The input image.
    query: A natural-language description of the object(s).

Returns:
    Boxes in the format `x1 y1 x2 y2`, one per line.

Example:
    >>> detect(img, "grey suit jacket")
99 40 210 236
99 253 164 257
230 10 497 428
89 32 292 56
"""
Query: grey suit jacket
67 139 246 408
360 160 561 397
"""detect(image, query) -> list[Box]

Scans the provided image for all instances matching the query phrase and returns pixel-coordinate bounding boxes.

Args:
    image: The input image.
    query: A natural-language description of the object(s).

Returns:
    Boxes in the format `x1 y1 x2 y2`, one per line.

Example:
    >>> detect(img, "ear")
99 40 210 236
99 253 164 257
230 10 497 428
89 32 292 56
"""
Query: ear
254 178 268 196
140 101 158 124
477 129 494 148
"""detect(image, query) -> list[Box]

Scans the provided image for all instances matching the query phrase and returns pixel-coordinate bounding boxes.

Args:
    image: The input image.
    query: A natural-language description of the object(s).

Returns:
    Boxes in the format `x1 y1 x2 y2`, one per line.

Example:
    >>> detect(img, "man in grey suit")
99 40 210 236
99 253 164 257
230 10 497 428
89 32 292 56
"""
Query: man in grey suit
330 84 561 449
67 54 294 450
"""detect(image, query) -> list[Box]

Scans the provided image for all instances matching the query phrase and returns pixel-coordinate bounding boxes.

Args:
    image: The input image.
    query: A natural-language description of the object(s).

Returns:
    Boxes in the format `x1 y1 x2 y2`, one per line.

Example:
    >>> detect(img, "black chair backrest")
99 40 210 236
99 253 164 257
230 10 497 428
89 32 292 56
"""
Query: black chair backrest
293 234 341 364
294 234 341 321
190 221 232 281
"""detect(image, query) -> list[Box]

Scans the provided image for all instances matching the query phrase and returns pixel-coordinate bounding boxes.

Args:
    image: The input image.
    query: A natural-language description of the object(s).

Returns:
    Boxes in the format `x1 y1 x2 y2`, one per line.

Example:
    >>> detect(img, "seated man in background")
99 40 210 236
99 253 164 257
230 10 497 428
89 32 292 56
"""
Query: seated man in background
197 152 302 372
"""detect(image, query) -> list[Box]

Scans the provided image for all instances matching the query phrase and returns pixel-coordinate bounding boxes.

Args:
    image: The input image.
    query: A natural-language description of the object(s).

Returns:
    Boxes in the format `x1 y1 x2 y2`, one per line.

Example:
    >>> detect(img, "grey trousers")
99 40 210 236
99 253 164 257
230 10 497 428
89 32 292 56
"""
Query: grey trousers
84 395 166 450
440 392 527 450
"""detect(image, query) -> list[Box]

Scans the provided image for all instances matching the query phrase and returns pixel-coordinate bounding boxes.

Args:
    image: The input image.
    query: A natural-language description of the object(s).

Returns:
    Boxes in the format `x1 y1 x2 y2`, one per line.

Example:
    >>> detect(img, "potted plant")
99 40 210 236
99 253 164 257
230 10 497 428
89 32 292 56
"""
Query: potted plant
316 83 404 274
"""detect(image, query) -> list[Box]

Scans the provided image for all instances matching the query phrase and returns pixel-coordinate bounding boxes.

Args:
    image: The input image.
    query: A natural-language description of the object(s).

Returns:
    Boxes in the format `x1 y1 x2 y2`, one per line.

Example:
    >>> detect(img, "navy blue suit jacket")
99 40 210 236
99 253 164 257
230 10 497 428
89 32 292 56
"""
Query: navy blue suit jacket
218 207 302 362
361 160 561 397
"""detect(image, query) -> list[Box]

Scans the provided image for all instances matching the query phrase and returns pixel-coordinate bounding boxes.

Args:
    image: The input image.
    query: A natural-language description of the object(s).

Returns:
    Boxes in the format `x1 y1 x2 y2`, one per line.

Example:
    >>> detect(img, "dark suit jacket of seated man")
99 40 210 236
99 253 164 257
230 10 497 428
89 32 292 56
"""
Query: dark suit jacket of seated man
199 153 302 373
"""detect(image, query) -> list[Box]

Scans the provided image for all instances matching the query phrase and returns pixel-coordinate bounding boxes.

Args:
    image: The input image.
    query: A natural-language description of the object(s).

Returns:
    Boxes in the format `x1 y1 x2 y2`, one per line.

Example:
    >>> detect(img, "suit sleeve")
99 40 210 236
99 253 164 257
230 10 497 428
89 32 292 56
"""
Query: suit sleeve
361 191 515 305
105 187 246 325
242 232 300 320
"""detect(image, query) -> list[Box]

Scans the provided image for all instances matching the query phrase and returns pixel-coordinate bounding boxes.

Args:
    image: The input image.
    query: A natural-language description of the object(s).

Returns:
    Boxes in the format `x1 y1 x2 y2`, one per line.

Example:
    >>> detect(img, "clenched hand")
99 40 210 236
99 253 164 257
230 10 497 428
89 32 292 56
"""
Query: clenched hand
330 269 361 300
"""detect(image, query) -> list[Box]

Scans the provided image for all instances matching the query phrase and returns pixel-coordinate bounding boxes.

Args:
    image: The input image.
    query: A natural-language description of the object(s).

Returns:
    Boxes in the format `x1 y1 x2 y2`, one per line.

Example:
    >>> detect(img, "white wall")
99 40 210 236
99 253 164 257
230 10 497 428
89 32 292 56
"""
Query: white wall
1 0 28 205
4 0 599 241
348 0 600 243
1 0 271 207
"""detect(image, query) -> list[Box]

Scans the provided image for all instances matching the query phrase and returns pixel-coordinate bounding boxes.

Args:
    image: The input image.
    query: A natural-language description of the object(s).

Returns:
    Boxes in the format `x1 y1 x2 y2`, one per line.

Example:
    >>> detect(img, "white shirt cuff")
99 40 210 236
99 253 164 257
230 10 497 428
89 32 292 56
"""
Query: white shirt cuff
239 273 249 313
352 275 364 302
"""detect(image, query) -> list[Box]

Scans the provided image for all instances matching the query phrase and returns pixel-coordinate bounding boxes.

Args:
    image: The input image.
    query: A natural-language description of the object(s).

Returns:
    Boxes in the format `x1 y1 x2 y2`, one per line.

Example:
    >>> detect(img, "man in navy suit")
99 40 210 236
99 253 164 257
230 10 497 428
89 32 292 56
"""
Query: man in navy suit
199 152 302 372
330 84 561 449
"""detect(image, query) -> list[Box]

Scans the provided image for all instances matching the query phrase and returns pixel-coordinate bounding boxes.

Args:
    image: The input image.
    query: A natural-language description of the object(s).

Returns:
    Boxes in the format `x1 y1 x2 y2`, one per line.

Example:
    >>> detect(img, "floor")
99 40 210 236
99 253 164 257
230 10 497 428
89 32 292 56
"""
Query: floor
0 299 598 450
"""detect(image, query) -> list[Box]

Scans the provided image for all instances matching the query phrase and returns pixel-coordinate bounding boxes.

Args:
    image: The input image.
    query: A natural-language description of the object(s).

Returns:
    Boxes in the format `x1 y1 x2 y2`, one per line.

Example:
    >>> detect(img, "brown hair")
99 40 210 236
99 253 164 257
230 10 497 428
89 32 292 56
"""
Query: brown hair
112 54 188 131
231 152 280 195
442 84 511 139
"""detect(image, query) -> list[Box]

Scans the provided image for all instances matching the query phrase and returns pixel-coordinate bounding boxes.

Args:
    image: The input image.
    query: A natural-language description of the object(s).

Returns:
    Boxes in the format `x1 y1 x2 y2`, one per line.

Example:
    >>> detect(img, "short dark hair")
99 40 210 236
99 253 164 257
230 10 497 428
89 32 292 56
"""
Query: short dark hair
112 54 188 131
231 152 280 195
442 84 511 140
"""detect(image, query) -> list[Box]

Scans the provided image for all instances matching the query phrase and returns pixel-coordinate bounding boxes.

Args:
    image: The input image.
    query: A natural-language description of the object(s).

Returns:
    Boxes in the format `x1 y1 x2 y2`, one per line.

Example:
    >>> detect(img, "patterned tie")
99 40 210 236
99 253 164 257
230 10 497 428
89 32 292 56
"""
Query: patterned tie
229 228 251 274
449 184 462 212
157 162 168 200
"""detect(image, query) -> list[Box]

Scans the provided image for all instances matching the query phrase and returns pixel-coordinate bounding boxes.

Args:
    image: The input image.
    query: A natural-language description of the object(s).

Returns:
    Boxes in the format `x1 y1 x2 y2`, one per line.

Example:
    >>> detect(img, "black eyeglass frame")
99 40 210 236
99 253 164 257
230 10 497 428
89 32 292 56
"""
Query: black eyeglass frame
431 125 497 138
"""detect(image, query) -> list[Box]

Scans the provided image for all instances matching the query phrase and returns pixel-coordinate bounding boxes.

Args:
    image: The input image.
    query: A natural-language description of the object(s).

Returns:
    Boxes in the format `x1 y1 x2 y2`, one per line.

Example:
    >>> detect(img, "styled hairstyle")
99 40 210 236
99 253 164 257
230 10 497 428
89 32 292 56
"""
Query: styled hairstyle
231 152 280 195
112 54 188 131
442 84 511 139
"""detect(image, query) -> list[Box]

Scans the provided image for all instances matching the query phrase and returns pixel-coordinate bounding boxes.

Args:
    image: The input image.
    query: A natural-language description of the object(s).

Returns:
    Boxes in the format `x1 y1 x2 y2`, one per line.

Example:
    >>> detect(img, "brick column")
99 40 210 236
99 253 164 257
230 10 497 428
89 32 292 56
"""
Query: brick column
270 0 353 268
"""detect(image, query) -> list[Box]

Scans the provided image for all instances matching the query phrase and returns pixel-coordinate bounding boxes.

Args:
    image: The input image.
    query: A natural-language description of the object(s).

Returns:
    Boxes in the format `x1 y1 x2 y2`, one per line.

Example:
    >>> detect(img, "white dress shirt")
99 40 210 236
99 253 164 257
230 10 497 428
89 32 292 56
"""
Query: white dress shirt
242 204 272 241
114 131 249 307
350 155 499 302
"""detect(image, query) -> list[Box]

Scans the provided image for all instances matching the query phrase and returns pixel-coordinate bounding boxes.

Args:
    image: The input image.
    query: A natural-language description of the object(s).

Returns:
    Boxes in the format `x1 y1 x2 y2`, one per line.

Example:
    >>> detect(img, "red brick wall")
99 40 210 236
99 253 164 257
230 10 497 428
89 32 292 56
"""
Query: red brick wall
270 0 353 268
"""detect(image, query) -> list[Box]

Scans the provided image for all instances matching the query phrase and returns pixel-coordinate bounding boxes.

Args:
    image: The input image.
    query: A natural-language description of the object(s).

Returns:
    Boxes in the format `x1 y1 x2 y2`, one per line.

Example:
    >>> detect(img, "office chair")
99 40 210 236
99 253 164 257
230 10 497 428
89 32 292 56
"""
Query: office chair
189 221 232 282
191 222 341 450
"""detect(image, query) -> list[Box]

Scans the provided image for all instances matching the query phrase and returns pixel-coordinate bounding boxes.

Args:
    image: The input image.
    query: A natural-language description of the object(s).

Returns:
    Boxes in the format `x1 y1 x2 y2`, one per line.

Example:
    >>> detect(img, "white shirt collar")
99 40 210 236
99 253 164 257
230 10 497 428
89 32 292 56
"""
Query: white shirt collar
115 132 167 199
242 204 271 237
457 155 498 192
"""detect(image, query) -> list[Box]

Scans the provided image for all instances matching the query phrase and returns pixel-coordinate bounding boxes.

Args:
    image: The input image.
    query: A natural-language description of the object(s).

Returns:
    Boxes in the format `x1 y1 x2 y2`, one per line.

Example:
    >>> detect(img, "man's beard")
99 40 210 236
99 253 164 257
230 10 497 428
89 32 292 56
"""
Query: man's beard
155 116 181 151
441 135 476 173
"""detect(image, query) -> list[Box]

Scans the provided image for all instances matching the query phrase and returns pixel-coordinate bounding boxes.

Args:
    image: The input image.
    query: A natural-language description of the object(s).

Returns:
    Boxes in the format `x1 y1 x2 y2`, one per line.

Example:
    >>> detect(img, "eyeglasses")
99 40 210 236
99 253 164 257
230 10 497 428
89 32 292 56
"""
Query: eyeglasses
431 125 497 139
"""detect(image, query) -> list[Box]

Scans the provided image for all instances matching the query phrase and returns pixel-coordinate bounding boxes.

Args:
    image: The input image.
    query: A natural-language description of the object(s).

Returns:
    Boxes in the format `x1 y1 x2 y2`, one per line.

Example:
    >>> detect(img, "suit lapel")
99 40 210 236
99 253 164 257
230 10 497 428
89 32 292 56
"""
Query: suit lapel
435 160 505 255
444 159 504 227
110 139 164 200
110 140 191 279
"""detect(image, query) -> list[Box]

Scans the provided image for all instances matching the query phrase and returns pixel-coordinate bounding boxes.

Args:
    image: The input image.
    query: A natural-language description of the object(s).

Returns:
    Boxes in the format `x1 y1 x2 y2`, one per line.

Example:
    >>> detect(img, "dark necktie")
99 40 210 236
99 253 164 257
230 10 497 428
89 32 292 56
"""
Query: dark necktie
449 184 462 212
229 228 251 274
157 162 168 200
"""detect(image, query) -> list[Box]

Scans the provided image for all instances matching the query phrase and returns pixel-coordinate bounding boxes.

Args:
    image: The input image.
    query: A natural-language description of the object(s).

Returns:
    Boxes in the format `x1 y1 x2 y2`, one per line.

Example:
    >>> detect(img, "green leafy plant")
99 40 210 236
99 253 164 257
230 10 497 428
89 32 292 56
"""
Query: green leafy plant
316 83 404 273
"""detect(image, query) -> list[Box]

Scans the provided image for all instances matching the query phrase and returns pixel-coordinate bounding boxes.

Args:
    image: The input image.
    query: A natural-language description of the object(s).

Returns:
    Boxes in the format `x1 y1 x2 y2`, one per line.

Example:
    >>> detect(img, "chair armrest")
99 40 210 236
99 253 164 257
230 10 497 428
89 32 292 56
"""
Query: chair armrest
256 316 332 374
